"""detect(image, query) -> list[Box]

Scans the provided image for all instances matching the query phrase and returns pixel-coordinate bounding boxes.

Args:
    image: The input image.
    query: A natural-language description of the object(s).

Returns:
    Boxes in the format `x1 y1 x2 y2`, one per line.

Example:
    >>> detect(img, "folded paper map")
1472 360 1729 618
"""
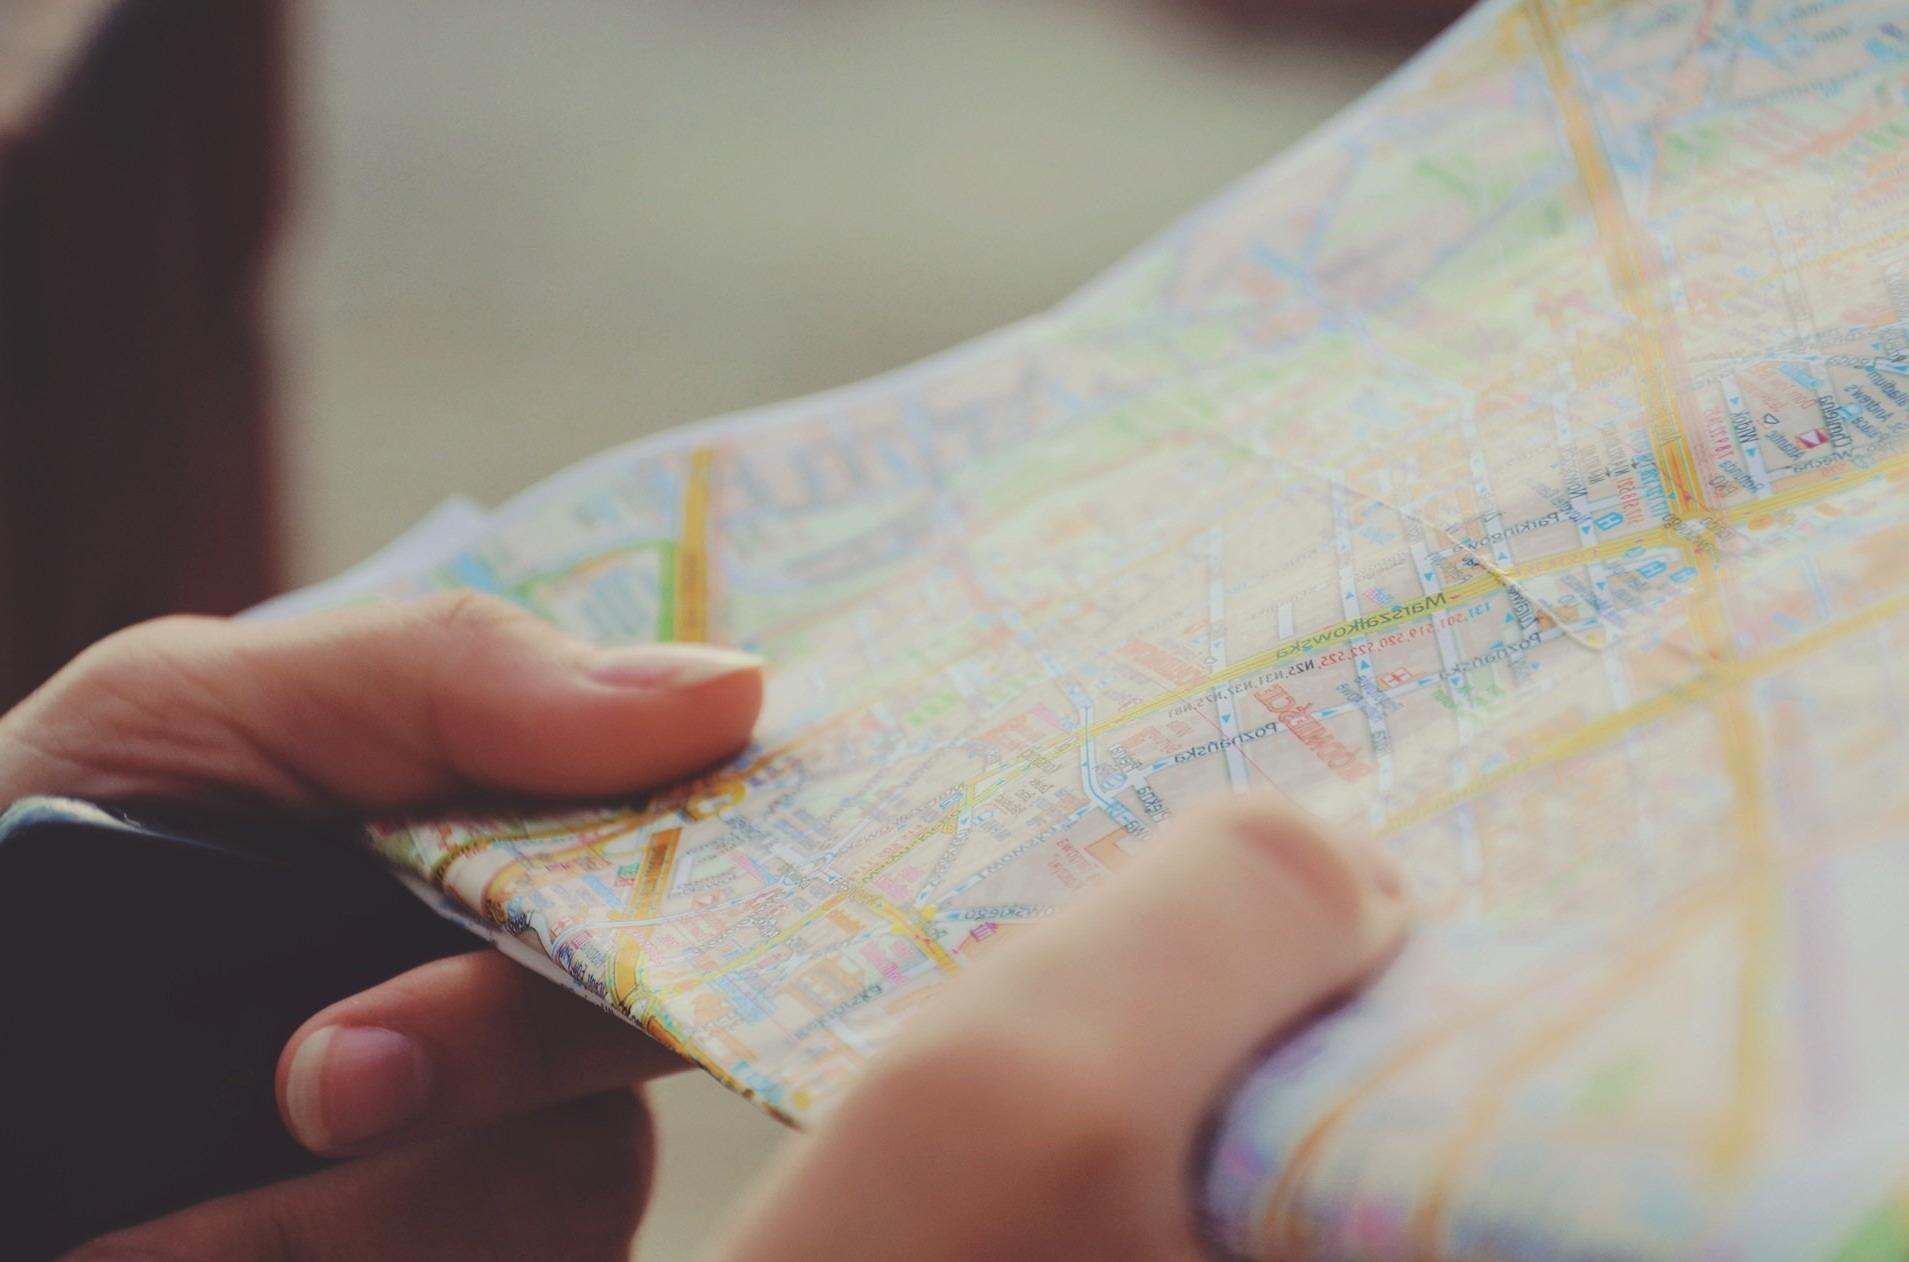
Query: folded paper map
282 1 1909 1255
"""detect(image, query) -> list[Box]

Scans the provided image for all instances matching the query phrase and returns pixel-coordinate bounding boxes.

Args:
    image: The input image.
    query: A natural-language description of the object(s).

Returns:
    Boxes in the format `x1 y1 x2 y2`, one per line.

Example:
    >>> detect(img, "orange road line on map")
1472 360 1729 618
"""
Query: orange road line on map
675 446 717 643
624 827 683 920
1528 0 1705 520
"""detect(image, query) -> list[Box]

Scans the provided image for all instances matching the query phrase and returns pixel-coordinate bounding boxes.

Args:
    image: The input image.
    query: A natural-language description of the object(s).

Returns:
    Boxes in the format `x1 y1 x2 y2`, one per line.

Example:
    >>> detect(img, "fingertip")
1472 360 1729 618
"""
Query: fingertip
279 1025 434 1154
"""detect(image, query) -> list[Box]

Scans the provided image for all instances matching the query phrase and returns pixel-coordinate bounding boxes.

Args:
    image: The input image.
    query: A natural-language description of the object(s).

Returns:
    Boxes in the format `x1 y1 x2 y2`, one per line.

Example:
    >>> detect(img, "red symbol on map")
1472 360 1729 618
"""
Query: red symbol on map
1798 428 1829 448
1381 668 1414 688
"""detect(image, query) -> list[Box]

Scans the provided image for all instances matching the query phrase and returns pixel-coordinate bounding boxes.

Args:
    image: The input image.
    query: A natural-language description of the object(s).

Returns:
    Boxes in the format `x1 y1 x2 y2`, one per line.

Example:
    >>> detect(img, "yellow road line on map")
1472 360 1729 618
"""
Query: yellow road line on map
471 821 653 913
514 539 669 593
530 439 1909 1023
422 811 649 887
1696 222 1909 320
846 885 960 976
660 873 956 1000
1726 449 1909 524
609 934 651 1008
1716 868 1782 1174
1402 893 1723 1257
633 1001 794 1124
1279 822 1907 1256
1263 872 1739 1255
1345 580 1909 1249
969 572 1509 801
981 442 1909 801
659 893 850 997
1529 0 1704 519
1495 525 1678 578
1381 581 1909 834
862 804 961 880
675 446 717 642
1686 535 1782 1178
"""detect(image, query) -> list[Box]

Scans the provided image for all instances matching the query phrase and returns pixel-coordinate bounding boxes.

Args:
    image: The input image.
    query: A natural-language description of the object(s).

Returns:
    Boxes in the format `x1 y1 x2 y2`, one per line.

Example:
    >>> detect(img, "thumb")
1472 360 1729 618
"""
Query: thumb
712 795 1406 1262
0 593 765 810
936 793 1408 1131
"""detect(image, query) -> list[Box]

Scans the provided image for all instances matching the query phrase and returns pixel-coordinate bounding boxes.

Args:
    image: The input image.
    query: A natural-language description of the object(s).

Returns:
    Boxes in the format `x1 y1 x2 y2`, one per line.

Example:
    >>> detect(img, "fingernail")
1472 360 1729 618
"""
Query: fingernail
589 643 764 688
285 1026 432 1150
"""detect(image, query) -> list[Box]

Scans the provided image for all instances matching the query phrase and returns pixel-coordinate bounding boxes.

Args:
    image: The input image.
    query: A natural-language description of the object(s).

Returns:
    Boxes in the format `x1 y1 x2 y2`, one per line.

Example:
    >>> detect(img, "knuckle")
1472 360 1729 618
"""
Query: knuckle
5 615 232 756
422 590 532 643
0 614 245 801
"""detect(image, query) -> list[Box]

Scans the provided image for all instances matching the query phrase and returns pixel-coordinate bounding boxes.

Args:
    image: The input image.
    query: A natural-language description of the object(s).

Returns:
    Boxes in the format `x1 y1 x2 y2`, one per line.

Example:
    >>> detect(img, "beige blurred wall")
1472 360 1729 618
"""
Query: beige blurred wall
276 2 1403 1255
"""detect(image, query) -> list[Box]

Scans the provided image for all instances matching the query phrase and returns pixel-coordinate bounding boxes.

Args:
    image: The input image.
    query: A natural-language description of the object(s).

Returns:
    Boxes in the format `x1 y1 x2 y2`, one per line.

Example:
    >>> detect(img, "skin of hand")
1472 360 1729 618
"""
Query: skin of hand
0 594 765 1262
703 797 1407 1262
3 594 1409 1262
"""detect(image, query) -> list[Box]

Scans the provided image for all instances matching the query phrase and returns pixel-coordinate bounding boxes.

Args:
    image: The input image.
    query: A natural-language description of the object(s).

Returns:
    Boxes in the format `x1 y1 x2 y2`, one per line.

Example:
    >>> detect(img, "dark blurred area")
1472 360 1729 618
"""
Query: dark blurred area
1 0 286 706
1179 0 1472 42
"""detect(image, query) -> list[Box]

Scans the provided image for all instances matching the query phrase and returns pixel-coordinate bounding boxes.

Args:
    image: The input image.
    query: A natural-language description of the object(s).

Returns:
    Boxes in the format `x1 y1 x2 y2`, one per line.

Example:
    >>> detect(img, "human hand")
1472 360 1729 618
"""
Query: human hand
708 795 1408 1262
0 594 764 1262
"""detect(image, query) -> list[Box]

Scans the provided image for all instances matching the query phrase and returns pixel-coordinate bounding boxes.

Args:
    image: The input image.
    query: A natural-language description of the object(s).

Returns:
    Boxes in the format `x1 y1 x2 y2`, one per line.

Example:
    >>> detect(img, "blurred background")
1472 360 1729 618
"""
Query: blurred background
283 0 1438 584
3 0 1451 1254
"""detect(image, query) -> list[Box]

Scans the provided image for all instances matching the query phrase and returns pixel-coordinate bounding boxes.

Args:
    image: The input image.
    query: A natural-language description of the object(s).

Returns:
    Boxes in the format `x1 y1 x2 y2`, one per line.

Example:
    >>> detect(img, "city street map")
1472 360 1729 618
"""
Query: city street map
288 1 1909 1256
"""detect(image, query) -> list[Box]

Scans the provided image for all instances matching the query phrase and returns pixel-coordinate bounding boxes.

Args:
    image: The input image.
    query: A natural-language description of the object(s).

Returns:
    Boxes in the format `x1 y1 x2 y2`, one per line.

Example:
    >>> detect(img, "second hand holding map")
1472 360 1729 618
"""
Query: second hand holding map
288 2 1909 1256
